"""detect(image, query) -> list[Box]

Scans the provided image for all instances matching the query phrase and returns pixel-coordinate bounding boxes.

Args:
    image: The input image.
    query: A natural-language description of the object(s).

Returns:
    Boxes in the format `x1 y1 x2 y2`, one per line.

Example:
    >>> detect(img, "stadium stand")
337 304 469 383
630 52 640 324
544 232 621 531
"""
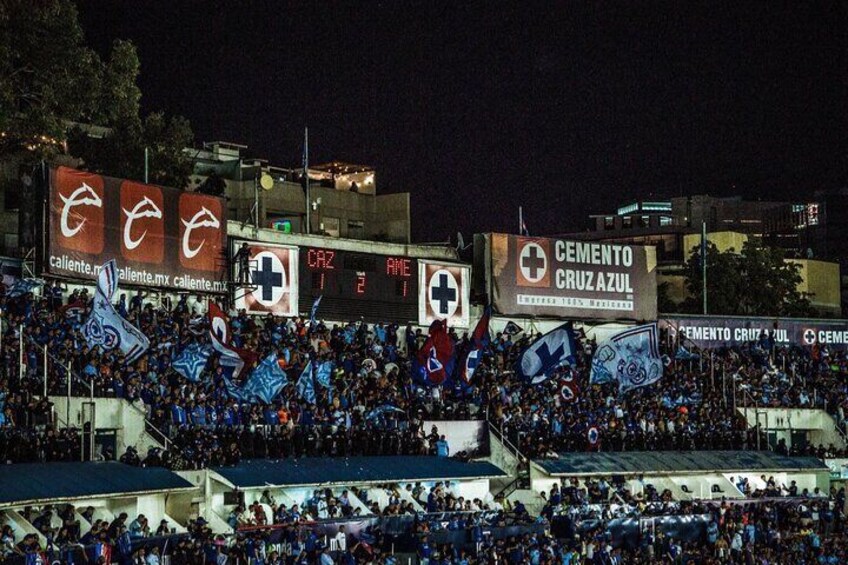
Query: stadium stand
3 281 848 562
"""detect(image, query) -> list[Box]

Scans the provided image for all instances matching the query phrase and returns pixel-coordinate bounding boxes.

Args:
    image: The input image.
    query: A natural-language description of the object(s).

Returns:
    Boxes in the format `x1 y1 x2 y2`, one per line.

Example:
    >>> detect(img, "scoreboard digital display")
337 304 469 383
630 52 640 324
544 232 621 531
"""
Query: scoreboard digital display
298 247 419 323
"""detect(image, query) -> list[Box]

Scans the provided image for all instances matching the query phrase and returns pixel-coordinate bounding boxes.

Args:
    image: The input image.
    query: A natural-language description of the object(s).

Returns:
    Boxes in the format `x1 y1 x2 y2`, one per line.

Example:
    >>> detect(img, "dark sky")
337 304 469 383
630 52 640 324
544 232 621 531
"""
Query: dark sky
77 2 847 242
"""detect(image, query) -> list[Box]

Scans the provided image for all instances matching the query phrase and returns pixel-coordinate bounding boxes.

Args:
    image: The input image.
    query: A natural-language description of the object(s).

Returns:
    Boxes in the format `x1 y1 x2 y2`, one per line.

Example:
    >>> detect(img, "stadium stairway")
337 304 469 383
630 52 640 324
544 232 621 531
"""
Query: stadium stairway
485 423 546 514
50 395 171 460
735 407 848 452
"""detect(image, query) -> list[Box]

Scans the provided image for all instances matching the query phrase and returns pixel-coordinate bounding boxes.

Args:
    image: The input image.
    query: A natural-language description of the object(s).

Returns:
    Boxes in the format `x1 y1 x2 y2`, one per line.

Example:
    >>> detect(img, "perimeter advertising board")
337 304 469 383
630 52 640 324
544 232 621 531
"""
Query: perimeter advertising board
486 233 657 320
661 316 848 350
46 166 227 292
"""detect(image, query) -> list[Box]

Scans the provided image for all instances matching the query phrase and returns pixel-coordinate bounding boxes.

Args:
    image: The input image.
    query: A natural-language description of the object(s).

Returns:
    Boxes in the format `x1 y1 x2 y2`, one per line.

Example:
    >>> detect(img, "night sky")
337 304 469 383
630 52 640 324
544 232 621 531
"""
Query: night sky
77 2 847 242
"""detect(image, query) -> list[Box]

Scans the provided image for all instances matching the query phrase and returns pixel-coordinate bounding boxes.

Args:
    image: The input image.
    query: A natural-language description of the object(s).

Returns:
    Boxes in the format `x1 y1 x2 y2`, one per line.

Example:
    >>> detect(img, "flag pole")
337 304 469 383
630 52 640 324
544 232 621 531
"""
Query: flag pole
304 127 311 235
519 206 523 234
701 221 707 315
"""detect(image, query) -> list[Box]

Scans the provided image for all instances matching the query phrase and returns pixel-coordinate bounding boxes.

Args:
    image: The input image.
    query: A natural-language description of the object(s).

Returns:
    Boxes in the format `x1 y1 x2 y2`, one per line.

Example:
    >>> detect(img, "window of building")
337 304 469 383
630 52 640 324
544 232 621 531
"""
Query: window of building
639 215 650 227
807 203 820 226
622 216 633 229
322 217 340 238
660 216 672 226
603 216 614 230
347 220 365 239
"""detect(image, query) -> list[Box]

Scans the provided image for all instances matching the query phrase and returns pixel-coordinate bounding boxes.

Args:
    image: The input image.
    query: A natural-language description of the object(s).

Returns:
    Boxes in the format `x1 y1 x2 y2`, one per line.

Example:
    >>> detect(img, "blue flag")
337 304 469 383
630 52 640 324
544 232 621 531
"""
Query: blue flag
515 322 578 384
591 323 664 393
241 353 288 404
172 343 212 382
314 360 334 389
296 361 316 404
309 295 322 325
221 374 244 401
675 345 700 361
6 277 44 298
462 307 491 383
366 404 405 427
82 260 149 363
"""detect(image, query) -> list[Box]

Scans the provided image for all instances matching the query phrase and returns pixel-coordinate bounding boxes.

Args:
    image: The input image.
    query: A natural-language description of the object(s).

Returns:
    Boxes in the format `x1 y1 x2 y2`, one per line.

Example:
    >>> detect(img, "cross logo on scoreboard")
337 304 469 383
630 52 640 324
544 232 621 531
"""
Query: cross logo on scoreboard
419 261 470 327
234 242 298 316
516 237 550 288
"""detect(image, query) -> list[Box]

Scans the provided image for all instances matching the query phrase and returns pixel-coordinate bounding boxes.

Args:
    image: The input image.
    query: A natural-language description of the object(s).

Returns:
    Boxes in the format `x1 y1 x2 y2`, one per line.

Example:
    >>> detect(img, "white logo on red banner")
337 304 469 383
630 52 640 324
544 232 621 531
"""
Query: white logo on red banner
181 206 221 259
122 196 163 250
60 182 103 238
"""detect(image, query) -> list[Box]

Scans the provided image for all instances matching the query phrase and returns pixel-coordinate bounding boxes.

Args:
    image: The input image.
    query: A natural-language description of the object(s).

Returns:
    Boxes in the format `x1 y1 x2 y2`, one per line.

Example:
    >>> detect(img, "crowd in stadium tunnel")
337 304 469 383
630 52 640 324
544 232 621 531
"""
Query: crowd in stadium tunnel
1 284 848 468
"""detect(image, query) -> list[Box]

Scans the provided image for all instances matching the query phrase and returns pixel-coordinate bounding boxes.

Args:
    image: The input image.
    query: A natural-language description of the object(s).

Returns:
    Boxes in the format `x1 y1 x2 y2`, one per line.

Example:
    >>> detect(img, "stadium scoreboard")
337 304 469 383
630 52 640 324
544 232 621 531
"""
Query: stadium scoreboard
298 247 419 323
233 239 470 326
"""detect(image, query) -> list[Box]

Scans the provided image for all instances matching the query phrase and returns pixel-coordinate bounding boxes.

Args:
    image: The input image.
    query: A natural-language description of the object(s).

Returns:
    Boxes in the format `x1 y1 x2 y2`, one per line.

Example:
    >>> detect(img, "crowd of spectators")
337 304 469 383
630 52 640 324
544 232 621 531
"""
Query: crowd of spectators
1 283 848 470
0 503 177 564
5 281 848 562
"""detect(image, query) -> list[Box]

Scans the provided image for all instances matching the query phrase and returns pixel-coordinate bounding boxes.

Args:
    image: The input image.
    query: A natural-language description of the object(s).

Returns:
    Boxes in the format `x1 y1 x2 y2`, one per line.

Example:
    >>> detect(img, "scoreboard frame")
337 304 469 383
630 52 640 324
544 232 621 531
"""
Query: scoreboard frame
298 246 420 323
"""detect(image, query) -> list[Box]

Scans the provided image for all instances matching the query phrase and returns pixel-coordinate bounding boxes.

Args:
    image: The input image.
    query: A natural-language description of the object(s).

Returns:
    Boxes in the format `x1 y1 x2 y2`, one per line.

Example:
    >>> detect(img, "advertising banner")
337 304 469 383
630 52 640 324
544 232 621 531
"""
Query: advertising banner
233 241 299 316
419 261 471 328
46 166 227 292
487 233 657 320
661 316 848 350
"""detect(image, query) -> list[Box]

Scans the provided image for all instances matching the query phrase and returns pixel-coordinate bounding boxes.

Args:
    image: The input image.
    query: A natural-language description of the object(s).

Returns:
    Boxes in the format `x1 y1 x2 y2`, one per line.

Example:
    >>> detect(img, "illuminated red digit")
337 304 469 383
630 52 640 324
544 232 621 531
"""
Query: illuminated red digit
356 274 366 294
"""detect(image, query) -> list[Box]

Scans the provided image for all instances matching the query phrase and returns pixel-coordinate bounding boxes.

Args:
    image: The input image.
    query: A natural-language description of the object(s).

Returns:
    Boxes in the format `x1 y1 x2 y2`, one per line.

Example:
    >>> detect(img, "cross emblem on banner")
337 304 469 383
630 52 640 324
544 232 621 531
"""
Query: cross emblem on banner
519 242 547 282
803 329 816 345
430 272 457 315
535 342 564 370
252 255 283 302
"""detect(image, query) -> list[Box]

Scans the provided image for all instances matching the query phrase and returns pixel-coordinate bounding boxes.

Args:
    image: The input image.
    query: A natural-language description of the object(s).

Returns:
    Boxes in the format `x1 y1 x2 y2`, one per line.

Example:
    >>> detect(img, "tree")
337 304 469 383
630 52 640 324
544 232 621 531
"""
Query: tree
656 281 678 314
735 240 813 318
0 0 103 153
680 239 814 317
681 241 743 315
0 1 194 187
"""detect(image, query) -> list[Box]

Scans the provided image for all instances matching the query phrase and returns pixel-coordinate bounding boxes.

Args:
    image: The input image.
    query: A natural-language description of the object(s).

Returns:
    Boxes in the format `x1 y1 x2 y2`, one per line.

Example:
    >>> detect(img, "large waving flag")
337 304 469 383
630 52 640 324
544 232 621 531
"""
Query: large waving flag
590 323 663 393
82 260 149 364
515 322 578 384
208 303 256 379
314 359 334 389
241 353 288 403
462 307 491 383
296 361 316 404
172 343 212 382
415 320 455 385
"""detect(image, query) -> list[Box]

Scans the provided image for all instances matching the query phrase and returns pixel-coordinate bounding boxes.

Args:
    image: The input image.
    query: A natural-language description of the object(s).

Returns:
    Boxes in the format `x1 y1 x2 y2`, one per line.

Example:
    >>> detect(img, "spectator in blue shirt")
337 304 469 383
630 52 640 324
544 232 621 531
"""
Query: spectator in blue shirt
436 435 449 457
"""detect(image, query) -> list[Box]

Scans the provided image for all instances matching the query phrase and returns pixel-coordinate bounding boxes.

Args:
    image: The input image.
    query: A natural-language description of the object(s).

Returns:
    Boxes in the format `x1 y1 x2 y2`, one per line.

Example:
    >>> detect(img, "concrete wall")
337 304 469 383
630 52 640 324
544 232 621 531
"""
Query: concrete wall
683 231 749 254
50 396 164 456
228 222 457 262
226 178 411 243
787 258 842 316
422 420 487 456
